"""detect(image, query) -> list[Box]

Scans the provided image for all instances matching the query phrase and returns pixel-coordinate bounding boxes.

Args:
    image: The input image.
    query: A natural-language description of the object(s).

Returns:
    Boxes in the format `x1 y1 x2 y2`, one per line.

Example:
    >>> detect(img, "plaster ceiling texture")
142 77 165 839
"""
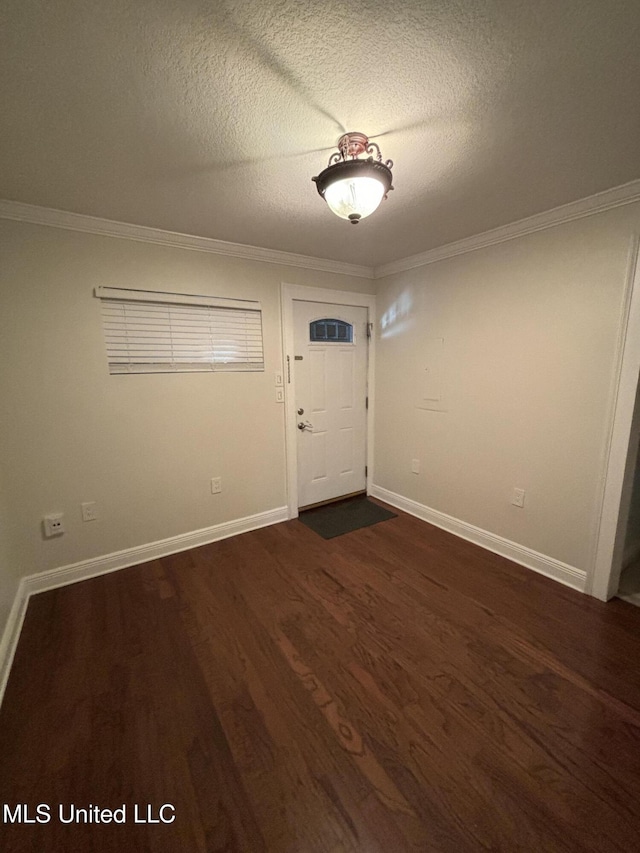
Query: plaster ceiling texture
2 0 640 268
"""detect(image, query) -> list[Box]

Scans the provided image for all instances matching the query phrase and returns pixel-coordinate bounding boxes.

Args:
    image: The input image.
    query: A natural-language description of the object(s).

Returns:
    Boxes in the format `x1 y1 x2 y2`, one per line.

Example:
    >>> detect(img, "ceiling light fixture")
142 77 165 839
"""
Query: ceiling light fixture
312 132 394 224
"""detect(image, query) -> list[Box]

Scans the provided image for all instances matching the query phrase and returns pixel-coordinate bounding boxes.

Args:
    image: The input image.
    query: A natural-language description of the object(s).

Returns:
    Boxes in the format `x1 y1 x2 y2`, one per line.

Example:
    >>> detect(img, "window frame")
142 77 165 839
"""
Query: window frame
308 317 354 344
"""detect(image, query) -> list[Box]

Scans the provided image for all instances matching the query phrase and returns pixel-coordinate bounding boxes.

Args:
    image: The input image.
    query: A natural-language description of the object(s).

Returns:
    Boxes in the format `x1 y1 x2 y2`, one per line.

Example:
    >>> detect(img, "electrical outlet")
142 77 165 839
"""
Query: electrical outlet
211 477 222 494
512 488 525 508
43 513 65 537
81 501 97 522
275 371 283 387
411 458 420 474
276 388 284 403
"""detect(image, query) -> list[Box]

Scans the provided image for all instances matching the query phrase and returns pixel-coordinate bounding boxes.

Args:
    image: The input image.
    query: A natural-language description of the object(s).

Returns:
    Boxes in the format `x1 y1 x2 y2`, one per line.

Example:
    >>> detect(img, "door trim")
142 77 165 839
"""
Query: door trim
281 284 376 519
590 234 640 599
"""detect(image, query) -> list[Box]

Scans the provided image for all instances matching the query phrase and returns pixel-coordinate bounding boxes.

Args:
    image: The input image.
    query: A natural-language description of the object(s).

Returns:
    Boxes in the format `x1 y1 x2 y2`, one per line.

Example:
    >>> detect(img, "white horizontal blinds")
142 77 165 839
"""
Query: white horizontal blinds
97 288 264 374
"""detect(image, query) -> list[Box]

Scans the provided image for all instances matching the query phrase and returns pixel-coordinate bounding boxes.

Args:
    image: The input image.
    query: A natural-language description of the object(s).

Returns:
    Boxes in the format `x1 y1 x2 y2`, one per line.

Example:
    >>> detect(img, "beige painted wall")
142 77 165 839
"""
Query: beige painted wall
0 472 16 635
0 219 374 634
374 203 640 572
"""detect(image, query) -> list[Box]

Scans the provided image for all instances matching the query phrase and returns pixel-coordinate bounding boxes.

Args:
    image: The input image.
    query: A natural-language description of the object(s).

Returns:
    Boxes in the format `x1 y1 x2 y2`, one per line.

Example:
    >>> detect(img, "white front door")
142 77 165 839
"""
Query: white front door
293 301 369 508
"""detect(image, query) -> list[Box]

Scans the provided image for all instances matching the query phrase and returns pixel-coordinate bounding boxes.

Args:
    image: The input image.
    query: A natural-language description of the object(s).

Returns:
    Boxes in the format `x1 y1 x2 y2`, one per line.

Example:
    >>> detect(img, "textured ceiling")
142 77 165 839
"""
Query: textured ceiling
2 0 640 267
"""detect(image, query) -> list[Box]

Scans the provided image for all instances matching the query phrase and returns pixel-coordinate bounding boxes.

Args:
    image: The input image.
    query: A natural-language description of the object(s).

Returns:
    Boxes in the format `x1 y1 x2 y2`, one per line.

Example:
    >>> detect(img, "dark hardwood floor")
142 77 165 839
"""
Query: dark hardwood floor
1 503 640 851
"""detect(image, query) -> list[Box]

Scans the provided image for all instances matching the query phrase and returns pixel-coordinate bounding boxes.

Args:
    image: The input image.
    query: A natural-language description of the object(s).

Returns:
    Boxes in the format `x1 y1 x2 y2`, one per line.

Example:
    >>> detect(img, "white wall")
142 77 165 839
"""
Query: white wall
0 218 373 635
374 203 640 575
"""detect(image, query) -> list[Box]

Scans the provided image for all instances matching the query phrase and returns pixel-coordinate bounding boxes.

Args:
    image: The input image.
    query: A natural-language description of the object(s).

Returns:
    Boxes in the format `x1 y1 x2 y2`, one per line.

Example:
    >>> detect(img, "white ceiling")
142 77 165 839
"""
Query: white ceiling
2 0 640 268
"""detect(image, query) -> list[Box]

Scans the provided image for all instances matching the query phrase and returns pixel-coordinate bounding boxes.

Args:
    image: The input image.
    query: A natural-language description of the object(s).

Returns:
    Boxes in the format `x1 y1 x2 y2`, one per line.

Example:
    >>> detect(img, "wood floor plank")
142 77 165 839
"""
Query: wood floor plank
185 541 389 852
1 503 640 851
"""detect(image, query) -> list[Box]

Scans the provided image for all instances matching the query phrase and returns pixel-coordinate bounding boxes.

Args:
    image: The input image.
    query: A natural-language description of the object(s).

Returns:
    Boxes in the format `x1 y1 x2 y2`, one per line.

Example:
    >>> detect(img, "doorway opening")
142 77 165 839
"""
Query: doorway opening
591 236 640 600
615 383 640 606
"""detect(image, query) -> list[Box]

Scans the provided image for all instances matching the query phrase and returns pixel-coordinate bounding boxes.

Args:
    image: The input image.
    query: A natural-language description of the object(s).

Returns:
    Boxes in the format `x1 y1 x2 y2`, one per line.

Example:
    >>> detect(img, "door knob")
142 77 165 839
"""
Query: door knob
297 407 304 415
297 420 313 431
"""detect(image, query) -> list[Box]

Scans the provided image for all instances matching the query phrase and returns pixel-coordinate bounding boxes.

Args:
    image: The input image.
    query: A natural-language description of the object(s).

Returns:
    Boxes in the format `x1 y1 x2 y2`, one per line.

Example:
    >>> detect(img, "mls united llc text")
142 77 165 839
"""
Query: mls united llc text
3 803 176 824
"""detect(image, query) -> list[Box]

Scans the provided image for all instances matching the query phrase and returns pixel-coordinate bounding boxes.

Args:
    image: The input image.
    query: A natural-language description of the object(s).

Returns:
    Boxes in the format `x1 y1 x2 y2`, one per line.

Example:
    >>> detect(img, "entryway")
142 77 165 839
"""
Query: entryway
281 284 376 518
293 301 368 508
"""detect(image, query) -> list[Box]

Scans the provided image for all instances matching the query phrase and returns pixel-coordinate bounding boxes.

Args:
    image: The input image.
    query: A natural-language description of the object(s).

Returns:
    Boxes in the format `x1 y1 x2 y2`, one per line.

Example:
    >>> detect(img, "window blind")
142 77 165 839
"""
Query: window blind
96 287 264 374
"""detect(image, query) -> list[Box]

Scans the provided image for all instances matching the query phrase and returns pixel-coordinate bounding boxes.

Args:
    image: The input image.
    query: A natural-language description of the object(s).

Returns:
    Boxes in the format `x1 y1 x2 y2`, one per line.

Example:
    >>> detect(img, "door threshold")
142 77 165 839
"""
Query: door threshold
298 490 366 513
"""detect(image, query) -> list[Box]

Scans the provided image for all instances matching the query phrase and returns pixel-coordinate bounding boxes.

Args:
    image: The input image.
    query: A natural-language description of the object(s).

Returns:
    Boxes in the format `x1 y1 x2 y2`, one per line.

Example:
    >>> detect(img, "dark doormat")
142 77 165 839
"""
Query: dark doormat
298 495 397 539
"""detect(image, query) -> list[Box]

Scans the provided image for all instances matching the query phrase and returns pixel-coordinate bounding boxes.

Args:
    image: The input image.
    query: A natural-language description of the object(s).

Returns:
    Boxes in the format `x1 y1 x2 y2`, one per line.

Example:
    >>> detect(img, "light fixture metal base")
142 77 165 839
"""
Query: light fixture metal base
338 132 370 159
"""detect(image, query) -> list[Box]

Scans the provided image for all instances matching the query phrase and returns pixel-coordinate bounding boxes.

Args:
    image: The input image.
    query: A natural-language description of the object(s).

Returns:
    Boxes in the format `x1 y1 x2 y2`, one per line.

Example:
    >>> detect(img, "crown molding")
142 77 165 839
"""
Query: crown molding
374 179 640 278
3 179 640 282
0 200 375 280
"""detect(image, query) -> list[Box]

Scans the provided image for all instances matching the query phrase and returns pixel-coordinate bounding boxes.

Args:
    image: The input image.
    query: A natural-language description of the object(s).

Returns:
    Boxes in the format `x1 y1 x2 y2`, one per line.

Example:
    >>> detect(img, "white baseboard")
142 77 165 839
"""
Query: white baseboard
25 506 288 596
370 485 587 593
0 505 288 707
0 579 29 709
617 591 640 608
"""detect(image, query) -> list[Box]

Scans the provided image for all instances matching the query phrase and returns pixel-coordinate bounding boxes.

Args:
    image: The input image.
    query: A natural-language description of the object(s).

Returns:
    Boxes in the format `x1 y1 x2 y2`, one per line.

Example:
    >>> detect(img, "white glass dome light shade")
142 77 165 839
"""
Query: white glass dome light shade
312 155 394 224
324 175 386 222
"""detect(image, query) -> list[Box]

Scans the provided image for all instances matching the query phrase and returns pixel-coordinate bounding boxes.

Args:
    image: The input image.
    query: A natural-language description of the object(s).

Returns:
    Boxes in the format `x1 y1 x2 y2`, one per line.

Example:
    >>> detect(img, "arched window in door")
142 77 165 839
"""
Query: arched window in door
309 318 353 343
